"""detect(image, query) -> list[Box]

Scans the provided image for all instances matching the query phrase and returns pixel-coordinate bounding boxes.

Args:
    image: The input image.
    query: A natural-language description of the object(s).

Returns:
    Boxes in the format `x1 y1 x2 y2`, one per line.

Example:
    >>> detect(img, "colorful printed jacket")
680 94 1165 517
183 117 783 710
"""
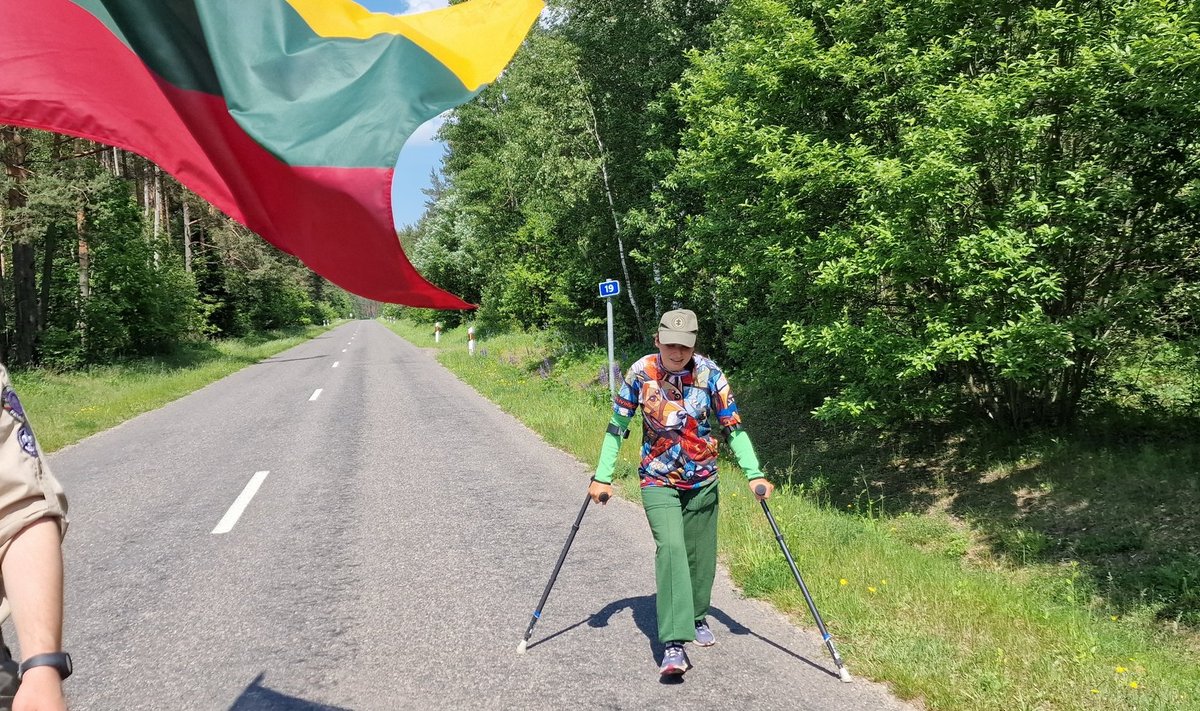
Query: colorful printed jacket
613 353 742 489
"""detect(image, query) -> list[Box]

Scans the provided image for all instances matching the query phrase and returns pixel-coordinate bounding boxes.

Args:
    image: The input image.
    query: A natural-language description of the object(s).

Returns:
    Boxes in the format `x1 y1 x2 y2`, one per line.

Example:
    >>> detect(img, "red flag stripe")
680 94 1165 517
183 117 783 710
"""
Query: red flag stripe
0 0 471 308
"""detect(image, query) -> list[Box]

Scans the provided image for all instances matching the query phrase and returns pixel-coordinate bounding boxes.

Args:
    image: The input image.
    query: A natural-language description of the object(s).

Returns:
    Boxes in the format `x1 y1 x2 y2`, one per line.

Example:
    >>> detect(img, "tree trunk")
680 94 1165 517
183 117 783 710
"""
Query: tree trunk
77 208 90 301
40 222 56 334
182 197 193 273
577 74 646 334
10 241 37 365
2 127 38 364
77 205 89 350
0 206 8 364
152 165 162 237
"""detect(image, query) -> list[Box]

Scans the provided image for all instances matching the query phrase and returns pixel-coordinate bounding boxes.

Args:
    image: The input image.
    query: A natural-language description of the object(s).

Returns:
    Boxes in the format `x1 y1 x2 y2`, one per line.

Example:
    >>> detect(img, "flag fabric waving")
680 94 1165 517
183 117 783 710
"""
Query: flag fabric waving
0 0 543 308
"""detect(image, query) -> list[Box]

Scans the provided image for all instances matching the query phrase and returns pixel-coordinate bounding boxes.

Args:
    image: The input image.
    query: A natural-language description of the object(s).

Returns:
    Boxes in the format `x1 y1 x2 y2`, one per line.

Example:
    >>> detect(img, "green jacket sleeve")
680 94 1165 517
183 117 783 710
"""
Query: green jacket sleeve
728 429 765 481
593 413 633 483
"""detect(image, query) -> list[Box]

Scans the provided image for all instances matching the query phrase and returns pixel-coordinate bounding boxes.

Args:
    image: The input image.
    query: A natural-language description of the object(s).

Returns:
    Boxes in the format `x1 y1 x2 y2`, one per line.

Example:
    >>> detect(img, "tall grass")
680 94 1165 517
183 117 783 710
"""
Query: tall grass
383 318 1200 711
12 325 338 452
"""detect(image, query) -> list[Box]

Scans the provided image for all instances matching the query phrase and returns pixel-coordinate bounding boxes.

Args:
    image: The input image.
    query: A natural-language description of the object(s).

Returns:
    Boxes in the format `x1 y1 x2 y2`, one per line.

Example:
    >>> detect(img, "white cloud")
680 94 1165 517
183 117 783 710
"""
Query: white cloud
407 112 449 146
402 0 449 13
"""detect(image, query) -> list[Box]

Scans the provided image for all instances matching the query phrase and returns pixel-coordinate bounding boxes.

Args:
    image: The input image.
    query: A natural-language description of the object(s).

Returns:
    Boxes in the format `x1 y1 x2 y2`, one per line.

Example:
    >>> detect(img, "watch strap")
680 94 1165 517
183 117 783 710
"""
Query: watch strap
17 652 72 681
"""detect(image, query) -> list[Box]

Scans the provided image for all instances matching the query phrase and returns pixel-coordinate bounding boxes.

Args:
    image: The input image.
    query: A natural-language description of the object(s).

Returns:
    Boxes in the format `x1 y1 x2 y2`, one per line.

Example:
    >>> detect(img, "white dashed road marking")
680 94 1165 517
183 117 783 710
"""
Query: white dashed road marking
212 471 270 535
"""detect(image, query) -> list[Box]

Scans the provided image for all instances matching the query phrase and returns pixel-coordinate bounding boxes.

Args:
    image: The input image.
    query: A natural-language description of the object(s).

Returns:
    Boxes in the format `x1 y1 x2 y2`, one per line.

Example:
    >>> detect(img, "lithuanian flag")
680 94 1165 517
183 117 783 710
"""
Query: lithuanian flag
0 0 543 308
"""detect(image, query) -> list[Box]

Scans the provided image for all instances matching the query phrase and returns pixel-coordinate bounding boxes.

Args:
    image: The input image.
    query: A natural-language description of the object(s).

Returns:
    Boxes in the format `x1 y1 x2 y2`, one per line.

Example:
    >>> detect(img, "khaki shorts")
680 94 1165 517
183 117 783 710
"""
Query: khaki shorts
0 364 68 622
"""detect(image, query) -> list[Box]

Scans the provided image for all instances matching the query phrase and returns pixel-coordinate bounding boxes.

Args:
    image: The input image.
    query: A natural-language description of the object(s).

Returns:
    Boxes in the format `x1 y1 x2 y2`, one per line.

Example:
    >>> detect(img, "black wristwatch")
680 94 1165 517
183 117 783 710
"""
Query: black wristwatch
17 652 72 681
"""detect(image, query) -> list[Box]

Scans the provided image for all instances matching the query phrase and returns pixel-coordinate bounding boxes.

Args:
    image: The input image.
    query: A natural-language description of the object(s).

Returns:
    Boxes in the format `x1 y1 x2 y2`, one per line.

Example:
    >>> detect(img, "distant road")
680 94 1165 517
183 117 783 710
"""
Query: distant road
46 320 916 710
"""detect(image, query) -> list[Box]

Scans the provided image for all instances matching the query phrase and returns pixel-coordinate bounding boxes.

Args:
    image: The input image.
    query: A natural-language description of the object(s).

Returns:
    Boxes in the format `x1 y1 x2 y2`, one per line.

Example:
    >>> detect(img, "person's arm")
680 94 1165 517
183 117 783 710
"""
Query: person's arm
710 366 774 501
588 412 633 503
728 429 774 500
2 517 67 711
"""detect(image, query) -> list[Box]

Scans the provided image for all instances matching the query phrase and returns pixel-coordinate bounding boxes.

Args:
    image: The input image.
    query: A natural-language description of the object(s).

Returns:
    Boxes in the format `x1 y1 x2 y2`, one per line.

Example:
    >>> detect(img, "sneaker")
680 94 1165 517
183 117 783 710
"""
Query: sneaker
694 619 716 647
659 643 691 676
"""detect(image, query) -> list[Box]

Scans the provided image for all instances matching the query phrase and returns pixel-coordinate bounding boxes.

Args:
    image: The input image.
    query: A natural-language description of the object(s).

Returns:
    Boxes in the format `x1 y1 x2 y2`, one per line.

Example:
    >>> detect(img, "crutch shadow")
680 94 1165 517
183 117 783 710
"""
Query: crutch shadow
707 607 842 680
526 596 840 682
524 594 660 656
228 672 352 710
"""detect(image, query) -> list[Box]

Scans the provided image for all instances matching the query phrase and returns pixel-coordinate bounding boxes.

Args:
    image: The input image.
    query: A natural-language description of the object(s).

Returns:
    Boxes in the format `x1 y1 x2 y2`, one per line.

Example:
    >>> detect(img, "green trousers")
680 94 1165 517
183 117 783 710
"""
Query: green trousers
641 480 719 644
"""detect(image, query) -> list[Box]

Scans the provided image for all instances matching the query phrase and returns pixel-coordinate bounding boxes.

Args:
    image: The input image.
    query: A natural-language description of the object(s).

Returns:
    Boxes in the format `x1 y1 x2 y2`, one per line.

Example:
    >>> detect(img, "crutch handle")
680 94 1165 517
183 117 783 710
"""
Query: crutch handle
754 484 767 496
598 493 610 503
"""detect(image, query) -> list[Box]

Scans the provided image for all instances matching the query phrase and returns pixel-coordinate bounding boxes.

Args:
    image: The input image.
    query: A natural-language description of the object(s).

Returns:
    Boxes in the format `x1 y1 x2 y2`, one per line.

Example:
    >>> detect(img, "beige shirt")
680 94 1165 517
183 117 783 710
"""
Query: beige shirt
0 363 68 621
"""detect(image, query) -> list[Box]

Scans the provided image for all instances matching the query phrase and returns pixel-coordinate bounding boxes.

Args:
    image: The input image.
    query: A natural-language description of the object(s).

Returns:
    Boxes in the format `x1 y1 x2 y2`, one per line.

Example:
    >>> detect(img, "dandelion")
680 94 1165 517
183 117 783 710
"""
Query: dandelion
1129 682 1139 689
839 579 849 586
1115 666 1127 674
1090 690 1099 694
1110 615 1118 621
868 586 877 593
881 579 888 585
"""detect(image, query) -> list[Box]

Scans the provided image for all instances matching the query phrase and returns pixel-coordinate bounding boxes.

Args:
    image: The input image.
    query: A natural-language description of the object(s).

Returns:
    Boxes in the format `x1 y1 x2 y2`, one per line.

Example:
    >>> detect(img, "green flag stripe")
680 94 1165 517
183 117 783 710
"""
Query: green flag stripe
69 0 222 95
69 0 473 168
201 0 468 169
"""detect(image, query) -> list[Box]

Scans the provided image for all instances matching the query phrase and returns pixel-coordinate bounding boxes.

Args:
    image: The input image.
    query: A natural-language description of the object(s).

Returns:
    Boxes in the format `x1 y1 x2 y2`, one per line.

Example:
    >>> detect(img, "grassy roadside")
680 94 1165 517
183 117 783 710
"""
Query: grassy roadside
382 318 1200 711
11 323 341 453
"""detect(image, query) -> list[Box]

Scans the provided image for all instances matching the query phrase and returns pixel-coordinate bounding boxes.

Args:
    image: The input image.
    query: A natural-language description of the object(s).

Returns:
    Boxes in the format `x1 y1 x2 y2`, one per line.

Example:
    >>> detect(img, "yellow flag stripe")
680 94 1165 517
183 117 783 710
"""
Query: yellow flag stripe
284 0 544 91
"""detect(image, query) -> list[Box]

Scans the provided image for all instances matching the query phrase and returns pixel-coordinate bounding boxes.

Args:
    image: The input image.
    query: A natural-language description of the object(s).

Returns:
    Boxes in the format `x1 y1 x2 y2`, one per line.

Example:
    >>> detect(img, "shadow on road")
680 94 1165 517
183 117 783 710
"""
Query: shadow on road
527 595 838 680
257 355 329 365
228 673 351 711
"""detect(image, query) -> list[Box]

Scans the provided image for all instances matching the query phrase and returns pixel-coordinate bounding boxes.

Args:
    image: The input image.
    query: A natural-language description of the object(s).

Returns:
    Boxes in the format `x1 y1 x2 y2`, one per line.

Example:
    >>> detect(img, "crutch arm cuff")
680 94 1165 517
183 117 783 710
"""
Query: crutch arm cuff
605 423 630 439
594 417 628 483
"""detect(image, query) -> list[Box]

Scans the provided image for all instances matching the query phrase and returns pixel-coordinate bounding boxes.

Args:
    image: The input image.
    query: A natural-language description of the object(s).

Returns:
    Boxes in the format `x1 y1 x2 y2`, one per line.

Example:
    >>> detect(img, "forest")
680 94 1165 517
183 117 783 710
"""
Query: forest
392 0 1199 431
0 127 358 369
5 0 1196 431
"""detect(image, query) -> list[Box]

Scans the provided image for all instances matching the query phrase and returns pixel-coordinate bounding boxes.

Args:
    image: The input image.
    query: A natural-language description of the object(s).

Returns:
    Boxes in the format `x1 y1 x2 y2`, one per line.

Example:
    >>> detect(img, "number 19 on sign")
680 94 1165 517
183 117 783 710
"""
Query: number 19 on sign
598 279 620 298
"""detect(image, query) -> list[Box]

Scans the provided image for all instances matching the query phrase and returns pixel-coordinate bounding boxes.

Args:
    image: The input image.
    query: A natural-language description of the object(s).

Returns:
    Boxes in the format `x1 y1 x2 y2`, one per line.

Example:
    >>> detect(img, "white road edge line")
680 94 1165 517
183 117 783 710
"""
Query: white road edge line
309 388 322 401
212 471 270 535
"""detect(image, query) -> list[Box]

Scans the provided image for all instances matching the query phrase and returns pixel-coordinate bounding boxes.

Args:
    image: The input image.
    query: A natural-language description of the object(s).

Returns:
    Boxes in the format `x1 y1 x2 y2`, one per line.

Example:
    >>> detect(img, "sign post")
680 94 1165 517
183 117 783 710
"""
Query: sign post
597 279 620 401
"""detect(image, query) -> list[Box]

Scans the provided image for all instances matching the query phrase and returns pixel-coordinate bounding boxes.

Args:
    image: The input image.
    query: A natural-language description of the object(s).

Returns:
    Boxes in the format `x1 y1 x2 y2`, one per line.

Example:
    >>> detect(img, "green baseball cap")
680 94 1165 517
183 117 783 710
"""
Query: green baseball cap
658 308 698 347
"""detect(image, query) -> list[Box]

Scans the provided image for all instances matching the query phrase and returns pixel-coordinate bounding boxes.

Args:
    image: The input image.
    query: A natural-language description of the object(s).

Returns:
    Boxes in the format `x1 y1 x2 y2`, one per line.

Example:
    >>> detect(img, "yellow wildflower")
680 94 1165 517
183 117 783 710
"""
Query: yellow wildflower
1115 666 1127 674
1129 682 1139 689
868 586 877 593
839 579 849 586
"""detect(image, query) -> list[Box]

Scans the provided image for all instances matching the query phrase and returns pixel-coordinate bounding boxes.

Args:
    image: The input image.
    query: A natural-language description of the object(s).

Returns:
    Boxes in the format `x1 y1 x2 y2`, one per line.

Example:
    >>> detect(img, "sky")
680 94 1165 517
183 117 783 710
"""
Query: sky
357 0 452 229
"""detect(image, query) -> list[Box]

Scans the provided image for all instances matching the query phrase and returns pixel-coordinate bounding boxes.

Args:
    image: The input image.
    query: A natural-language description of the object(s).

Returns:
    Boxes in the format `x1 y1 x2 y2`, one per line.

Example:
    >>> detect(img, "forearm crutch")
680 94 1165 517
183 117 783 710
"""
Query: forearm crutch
755 484 852 682
517 490 608 653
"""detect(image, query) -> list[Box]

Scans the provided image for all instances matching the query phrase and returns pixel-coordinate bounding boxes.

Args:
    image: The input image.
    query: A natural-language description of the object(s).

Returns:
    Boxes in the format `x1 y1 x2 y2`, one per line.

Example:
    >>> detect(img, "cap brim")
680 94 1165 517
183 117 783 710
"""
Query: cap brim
658 330 696 348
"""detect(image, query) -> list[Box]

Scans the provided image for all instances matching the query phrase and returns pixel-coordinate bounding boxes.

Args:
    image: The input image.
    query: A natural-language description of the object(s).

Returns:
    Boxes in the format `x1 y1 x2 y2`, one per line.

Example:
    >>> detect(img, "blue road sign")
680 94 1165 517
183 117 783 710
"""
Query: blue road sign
598 279 621 298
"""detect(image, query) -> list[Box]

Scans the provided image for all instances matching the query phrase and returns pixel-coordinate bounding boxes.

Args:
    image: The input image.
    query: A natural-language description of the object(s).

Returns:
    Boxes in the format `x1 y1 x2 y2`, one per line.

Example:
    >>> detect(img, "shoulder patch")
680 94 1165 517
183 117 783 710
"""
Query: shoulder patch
3 386 39 457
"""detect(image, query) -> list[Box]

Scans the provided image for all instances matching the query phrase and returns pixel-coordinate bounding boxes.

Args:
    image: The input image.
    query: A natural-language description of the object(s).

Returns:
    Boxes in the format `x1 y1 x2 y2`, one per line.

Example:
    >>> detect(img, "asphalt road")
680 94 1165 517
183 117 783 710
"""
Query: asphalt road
36 320 917 710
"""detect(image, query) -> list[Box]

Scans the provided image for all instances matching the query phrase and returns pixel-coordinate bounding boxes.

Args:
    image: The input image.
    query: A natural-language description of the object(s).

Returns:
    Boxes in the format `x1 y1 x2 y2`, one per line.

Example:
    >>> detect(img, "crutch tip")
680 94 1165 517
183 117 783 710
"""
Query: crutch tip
516 640 528 655
838 667 853 683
